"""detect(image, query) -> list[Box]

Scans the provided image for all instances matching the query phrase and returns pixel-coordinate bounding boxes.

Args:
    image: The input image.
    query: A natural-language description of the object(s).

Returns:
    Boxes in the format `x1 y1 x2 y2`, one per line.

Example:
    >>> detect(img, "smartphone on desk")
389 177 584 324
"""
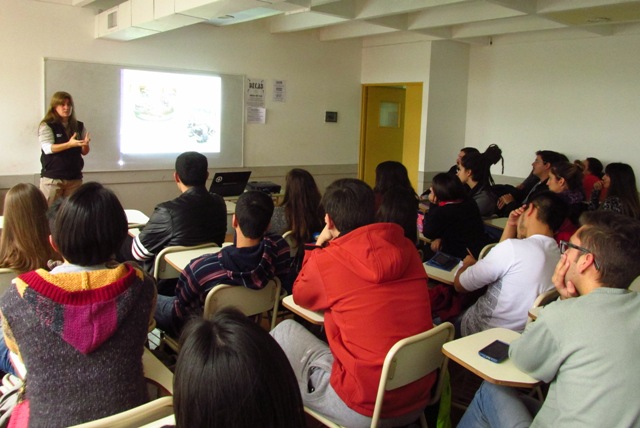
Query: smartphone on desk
478 340 510 363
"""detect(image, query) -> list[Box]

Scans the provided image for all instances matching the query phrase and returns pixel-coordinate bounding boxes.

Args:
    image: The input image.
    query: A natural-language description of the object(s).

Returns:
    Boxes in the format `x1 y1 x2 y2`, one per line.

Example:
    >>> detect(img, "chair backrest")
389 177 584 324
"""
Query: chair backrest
629 276 640 292
0 268 17 297
532 288 559 308
69 396 173 428
281 230 298 258
153 243 218 280
203 277 281 330
478 243 498 260
370 322 455 426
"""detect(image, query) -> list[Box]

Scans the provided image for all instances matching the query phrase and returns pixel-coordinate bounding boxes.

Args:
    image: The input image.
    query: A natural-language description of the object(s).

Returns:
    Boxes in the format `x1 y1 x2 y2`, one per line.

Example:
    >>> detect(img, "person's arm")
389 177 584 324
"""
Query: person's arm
454 241 512 294
292 252 330 311
509 315 562 383
499 205 525 242
131 206 172 261
453 253 476 293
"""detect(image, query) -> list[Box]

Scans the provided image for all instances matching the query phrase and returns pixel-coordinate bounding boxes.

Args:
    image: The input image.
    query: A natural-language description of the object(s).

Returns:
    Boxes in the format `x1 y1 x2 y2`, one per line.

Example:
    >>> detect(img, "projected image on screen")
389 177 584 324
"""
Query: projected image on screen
120 69 222 155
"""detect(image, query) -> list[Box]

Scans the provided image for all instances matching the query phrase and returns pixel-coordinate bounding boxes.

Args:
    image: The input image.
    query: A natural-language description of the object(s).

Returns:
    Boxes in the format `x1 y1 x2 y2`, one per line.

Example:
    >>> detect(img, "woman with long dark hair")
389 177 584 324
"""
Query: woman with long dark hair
456 145 503 217
270 168 324 251
422 173 488 259
173 308 305 428
590 162 640 219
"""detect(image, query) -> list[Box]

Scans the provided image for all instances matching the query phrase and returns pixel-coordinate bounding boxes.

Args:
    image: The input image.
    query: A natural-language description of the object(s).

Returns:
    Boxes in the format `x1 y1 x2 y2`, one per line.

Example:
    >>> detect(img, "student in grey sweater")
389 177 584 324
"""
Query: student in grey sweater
459 210 640 428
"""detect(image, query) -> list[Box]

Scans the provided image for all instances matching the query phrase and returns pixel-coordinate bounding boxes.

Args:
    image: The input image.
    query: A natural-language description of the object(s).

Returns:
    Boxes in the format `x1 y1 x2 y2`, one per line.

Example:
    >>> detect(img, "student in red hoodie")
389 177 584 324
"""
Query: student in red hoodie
271 178 433 427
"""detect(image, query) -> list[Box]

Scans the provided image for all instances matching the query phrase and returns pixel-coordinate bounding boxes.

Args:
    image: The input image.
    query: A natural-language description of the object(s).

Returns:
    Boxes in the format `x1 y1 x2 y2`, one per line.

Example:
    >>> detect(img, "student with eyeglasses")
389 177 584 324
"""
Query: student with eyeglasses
459 210 640 427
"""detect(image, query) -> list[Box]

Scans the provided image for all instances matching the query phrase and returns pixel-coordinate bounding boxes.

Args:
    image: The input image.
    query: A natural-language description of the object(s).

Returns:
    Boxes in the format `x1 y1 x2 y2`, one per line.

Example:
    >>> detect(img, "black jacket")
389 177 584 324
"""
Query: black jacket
131 186 227 274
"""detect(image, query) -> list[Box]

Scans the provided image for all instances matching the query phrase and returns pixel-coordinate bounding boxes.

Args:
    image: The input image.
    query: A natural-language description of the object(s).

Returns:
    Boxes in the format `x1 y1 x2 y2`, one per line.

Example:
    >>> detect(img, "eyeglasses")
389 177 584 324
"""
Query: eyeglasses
559 240 601 271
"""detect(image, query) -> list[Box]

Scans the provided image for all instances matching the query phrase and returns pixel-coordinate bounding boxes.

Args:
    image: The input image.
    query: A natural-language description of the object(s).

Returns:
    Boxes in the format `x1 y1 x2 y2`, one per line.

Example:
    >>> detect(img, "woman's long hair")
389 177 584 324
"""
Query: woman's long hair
0 183 57 272
551 161 584 193
281 169 324 248
459 144 503 188
605 163 640 219
174 309 305 428
40 91 80 135
374 161 415 195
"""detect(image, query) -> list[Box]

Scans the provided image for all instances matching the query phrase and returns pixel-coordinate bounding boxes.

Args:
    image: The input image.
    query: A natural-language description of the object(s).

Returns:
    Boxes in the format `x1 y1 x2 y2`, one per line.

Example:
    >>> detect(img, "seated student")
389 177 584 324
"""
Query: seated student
122 151 227 294
458 211 640 428
590 162 640 220
0 182 156 427
373 160 417 209
271 179 433 427
548 161 585 242
453 191 568 336
456 145 503 217
447 147 479 176
171 308 305 428
422 173 489 259
496 150 568 216
0 183 58 273
377 185 419 243
269 168 324 279
581 157 604 200
154 191 290 335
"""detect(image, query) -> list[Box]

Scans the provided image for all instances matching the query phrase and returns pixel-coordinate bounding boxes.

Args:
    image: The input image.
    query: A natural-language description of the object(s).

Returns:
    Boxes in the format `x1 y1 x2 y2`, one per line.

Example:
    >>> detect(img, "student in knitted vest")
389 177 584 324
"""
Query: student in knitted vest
0 182 156 427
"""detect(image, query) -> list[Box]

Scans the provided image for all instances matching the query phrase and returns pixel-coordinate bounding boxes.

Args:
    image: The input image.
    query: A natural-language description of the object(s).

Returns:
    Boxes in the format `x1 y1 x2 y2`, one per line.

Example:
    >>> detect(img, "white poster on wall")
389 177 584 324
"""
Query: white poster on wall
273 79 286 102
246 78 265 108
247 106 266 124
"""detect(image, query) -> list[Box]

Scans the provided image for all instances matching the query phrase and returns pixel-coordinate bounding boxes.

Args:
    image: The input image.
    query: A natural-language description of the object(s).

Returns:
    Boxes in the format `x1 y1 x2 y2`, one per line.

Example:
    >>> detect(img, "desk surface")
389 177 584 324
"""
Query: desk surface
442 328 539 388
125 209 150 226
164 246 222 272
282 295 324 325
484 216 508 230
424 262 460 286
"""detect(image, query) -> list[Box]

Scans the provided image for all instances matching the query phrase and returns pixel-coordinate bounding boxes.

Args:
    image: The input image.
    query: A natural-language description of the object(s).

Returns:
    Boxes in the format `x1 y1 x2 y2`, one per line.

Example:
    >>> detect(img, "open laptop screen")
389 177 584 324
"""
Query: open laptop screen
208 171 252 197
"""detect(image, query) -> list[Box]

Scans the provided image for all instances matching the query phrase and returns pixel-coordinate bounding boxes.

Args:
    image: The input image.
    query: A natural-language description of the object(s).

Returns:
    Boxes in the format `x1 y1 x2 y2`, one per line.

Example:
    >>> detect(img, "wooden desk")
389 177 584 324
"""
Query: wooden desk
128 227 141 238
125 209 150 228
423 262 460 286
484 216 508 230
164 247 222 273
282 295 324 325
442 328 539 388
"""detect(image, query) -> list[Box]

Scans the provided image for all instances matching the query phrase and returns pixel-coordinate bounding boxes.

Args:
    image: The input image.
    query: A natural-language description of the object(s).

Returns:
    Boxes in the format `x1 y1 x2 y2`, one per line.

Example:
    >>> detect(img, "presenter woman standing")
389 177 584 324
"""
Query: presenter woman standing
39 91 91 205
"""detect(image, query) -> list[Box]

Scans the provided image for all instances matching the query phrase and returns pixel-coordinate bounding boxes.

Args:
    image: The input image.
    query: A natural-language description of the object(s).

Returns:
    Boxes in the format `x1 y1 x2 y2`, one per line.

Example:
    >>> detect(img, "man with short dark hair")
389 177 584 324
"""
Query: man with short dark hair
497 150 568 215
454 191 568 336
459 211 640 427
154 190 290 334
271 178 434 427
124 151 227 293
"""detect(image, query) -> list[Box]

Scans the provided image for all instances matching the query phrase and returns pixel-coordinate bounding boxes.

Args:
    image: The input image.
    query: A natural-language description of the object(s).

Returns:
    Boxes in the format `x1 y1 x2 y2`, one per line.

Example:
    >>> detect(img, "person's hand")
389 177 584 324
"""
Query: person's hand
552 254 579 299
506 205 526 227
497 193 515 209
462 251 476 268
593 180 603 191
82 132 91 146
430 238 442 252
315 224 334 247
70 132 89 148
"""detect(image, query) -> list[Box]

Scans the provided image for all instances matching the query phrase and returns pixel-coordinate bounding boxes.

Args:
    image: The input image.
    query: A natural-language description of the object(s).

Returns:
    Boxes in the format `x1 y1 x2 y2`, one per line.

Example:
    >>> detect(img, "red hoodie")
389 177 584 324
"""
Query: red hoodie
293 223 434 418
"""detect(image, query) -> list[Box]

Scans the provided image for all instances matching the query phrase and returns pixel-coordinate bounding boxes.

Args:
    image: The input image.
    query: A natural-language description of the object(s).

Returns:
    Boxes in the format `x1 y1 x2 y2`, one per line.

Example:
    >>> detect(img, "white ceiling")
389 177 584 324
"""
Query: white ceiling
34 0 640 44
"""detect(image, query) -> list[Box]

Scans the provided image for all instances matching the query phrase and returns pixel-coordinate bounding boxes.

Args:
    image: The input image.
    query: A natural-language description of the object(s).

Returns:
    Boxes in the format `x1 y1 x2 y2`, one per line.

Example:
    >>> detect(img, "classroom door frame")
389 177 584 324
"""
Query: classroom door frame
358 82 423 190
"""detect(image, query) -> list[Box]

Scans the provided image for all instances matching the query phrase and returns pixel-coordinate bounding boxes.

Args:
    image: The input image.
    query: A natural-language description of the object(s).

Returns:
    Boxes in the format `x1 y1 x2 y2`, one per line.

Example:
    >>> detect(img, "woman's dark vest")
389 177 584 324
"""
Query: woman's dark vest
40 121 84 180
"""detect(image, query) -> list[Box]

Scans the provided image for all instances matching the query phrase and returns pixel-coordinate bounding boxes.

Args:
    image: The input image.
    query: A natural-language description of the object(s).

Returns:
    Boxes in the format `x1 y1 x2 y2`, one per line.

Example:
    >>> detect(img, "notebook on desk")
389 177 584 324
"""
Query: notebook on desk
208 171 252 197
425 251 461 271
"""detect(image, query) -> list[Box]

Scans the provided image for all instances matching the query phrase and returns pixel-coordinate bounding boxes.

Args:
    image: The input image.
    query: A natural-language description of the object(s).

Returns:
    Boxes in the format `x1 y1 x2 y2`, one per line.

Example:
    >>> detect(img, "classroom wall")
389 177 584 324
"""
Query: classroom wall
0 0 362 212
465 33 640 187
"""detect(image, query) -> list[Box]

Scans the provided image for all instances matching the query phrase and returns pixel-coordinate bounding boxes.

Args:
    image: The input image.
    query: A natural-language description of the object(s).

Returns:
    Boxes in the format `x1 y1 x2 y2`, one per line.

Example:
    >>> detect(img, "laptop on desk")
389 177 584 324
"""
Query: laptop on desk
208 171 252 197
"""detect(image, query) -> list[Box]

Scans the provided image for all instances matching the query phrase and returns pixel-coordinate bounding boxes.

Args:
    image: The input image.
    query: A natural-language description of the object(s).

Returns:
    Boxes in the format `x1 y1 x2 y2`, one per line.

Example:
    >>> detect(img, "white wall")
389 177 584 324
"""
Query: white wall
466 34 640 185
0 0 362 178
